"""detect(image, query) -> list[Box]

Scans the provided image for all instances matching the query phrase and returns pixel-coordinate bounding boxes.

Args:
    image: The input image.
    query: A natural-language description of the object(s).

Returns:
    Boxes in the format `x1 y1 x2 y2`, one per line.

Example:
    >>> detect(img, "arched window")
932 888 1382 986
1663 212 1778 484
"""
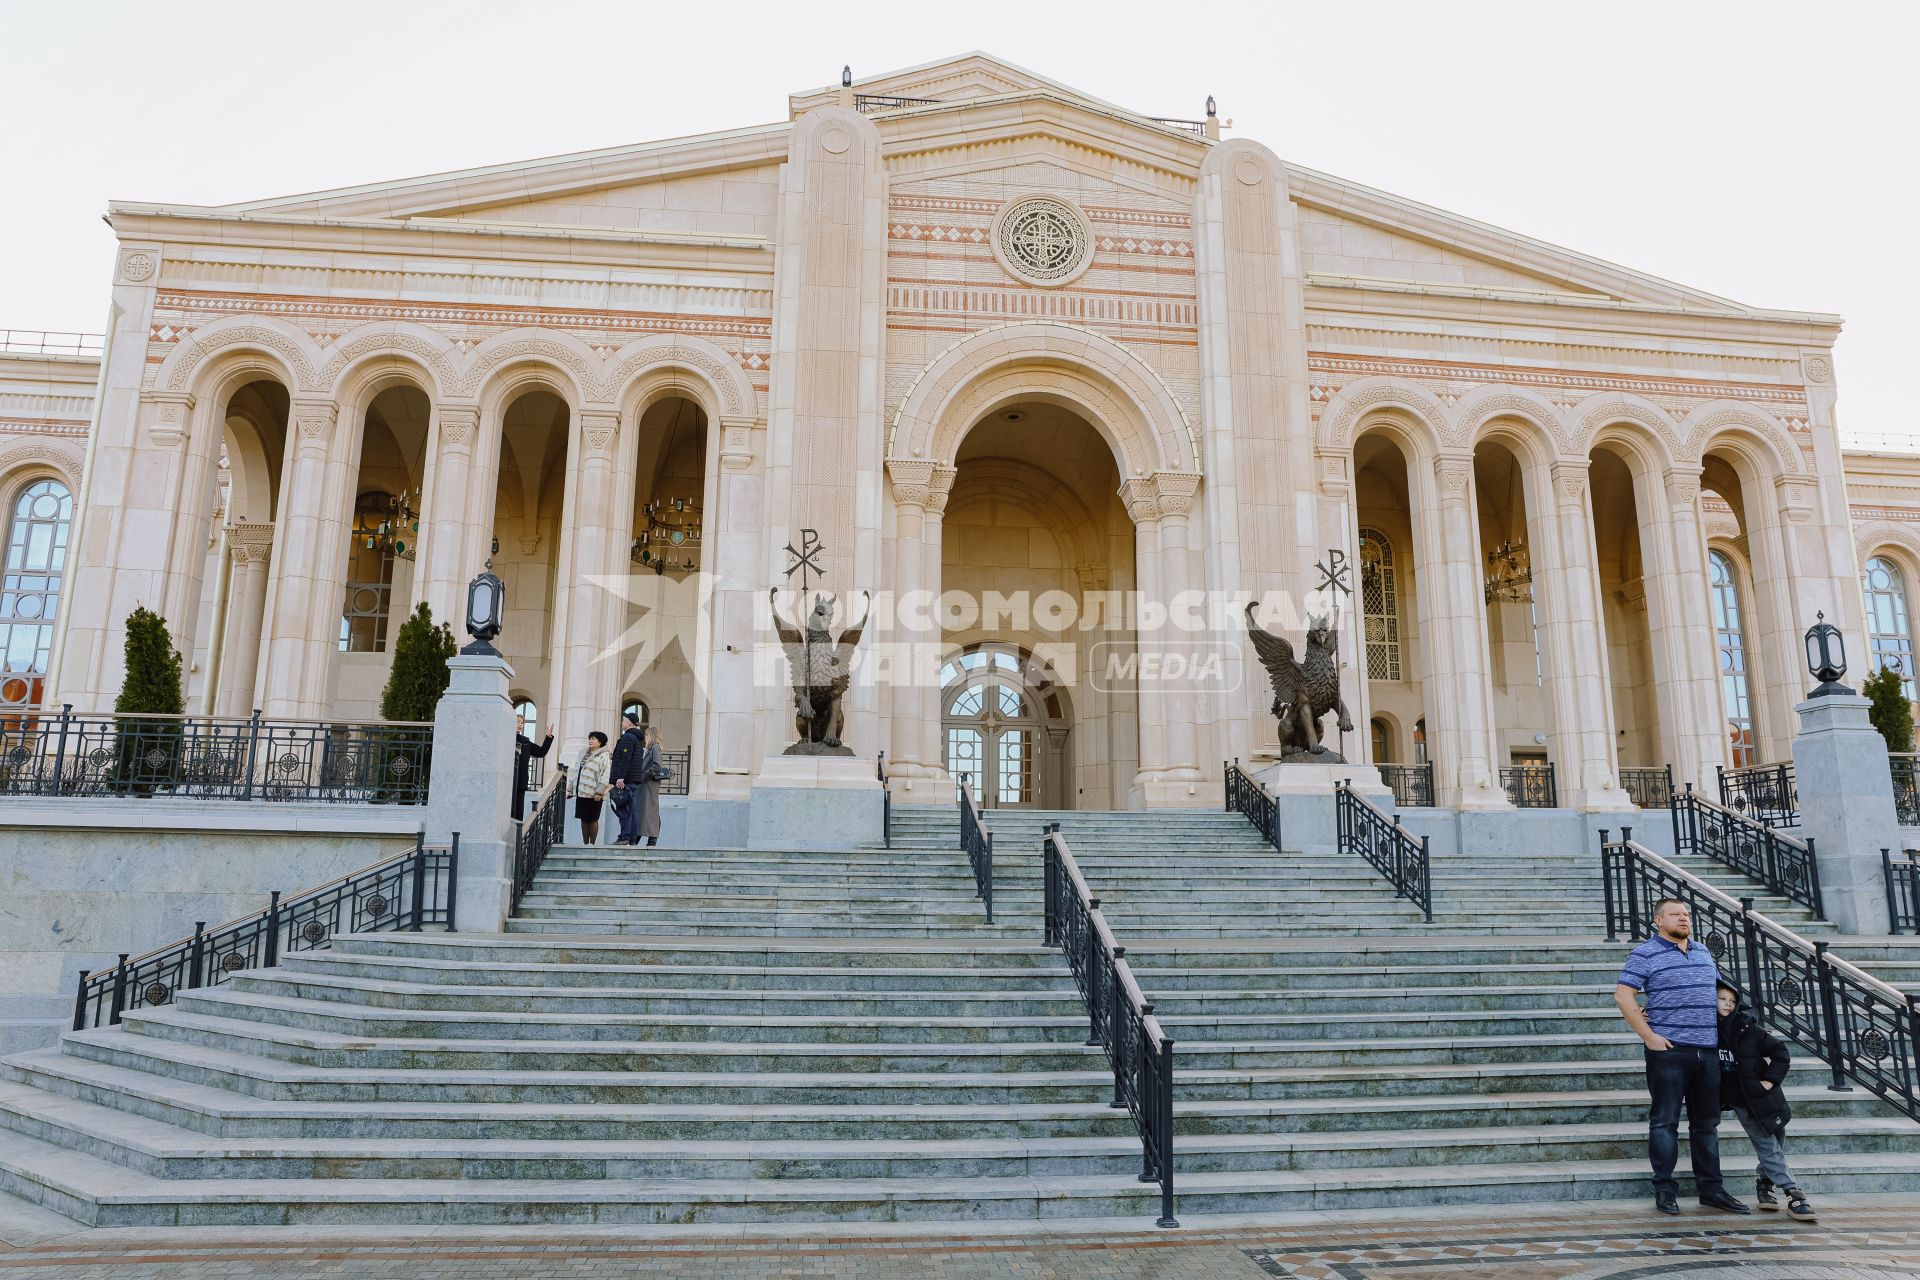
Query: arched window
513 697 538 739
621 698 649 725
1863 555 1915 701
340 491 399 652
1358 528 1401 681
1370 717 1393 763
0 478 72 715
1708 550 1757 768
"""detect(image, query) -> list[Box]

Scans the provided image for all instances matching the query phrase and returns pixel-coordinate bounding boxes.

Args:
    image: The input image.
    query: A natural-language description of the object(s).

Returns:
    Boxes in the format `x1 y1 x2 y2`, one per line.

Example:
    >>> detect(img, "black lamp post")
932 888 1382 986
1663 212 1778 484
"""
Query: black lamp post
1804 610 1852 698
463 568 505 656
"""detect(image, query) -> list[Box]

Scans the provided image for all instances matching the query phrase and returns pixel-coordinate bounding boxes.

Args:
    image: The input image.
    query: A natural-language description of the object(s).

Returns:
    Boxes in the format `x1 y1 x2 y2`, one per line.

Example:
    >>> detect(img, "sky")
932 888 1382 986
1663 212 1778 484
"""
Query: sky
2 0 1913 451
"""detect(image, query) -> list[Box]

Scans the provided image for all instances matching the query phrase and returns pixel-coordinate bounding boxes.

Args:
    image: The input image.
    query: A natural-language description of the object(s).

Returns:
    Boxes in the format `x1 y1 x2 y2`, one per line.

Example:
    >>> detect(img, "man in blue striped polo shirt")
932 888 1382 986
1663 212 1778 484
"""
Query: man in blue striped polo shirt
1615 896 1751 1216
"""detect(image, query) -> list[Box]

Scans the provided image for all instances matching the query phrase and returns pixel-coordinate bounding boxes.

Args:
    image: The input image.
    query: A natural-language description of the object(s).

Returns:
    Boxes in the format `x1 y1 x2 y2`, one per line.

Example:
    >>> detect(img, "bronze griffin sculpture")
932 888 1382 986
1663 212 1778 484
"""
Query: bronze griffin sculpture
770 589 870 755
1245 604 1353 761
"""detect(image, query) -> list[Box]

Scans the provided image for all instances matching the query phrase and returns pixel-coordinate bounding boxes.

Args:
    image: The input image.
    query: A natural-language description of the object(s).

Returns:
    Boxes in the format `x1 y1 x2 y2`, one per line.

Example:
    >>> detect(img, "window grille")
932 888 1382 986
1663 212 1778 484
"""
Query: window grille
1359 529 1401 681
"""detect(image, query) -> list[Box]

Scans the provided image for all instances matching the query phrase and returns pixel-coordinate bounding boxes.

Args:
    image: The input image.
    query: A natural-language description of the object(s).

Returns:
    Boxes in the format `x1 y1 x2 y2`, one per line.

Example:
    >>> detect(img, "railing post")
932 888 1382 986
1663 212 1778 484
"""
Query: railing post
983 829 994 924
410 833 428 931
1716 764 1727 810
51 703 71 795
263 890 282 968
1547 762 1557 807
1108 957 1127 1109
1419 834 1432 923
1908 853 1920 936
1156 1034 1178 1229
1600 829 1616 941
1739 897 1763 1013
108 954 128 1026
446 832 460 932
1390 814 1406 901
1670 781 1683 854
1224 759 1232 812
1812 940 1851 1092
1083 899 1102 1047
71 969 90 1032
241 709 263 802
1804 836 1824 919
1622 838 1642 938
187 921 206 990
1663 763 1673 810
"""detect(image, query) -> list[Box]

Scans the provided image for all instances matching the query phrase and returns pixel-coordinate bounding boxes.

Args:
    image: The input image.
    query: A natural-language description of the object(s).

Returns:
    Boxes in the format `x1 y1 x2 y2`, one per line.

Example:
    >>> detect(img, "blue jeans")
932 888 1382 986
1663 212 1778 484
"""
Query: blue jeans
610 785 639 843
1646 1045 1724 1198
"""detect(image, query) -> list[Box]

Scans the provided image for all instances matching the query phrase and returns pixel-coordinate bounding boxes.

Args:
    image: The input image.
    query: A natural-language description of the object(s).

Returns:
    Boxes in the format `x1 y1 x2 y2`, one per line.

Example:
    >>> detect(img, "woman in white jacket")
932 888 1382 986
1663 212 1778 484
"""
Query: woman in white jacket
571 731 613 845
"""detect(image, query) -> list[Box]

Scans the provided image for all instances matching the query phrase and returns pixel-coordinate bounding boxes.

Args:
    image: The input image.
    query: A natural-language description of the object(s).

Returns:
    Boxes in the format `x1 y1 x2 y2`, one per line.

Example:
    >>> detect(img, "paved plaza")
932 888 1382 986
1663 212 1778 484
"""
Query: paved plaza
2 1193 1915 1279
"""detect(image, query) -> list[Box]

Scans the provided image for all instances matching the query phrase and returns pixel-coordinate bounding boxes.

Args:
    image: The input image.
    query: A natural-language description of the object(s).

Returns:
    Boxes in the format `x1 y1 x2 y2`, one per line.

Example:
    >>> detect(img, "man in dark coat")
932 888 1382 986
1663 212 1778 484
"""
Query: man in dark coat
510 713 554 822
1716 981 1815 1221
607 711 646 845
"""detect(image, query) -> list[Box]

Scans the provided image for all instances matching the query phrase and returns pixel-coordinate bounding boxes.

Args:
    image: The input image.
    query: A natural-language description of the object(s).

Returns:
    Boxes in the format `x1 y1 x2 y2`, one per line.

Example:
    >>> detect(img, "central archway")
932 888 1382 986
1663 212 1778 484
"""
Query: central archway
940 643 1073 808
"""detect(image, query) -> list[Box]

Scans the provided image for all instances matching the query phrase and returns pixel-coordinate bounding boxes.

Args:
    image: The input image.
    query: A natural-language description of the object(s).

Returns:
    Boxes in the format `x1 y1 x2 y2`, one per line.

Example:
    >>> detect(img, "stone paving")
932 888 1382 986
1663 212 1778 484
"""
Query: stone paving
1 1192 1915 1279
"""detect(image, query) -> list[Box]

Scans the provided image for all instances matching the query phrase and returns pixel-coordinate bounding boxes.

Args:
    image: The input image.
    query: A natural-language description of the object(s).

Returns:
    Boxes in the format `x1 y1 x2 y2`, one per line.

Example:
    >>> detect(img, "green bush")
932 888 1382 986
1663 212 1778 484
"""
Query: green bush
376 602 455 802
113 607 184 794
1864 663 1916 755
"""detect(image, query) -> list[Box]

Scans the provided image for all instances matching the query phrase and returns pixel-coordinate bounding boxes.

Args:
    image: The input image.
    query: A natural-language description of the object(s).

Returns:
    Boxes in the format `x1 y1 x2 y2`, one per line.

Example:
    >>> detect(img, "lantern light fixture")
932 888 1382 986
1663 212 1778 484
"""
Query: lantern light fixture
1803 610 1852 698
463 568 505 655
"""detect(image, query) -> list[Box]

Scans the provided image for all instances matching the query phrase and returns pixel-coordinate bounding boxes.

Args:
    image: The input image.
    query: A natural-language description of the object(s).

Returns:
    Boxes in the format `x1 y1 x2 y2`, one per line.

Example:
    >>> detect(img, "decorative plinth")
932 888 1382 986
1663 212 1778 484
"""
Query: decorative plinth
748 755 883 849
1792 694 1900 934
1254 760 1391 802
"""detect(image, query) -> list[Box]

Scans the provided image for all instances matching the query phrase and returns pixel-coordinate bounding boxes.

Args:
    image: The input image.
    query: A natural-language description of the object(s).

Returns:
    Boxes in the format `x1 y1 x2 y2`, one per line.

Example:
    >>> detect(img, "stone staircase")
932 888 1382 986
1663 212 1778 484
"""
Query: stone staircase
0 801 1916 1226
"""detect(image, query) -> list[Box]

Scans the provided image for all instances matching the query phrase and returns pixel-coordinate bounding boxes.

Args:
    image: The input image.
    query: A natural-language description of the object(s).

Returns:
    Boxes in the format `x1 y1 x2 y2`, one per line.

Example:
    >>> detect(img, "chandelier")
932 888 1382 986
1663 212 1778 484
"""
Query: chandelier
632 496 702 574
355 488 421 561
1483 539 1532 604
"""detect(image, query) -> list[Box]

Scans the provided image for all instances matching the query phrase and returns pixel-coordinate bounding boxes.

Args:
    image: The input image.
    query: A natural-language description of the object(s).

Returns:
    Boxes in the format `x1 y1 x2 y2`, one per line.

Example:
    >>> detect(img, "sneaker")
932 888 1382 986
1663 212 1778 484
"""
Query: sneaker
1785 1190 1816 1222
1755 1178 1779 1212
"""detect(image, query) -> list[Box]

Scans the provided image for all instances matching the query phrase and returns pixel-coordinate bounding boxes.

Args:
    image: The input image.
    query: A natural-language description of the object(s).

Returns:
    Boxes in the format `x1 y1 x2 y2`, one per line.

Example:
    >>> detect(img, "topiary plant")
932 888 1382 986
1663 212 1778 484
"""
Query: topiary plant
1864 663 1916 755
376 602 455 802
113 606 184 794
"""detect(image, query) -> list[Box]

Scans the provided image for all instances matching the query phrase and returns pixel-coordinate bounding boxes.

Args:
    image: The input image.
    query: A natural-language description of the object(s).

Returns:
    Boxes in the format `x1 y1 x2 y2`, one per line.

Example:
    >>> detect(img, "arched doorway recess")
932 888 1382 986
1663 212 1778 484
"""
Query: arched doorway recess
940 643 1073 808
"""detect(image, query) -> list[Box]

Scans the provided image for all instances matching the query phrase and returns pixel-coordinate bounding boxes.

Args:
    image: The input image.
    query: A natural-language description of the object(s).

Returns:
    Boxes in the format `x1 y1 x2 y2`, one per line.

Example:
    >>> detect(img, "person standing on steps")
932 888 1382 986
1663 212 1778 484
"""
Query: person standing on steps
607 710 646 846
571 731 613 846
1614 897 1751 1217
1717 980 1817 1222
510 712 554 822
634 724 666 848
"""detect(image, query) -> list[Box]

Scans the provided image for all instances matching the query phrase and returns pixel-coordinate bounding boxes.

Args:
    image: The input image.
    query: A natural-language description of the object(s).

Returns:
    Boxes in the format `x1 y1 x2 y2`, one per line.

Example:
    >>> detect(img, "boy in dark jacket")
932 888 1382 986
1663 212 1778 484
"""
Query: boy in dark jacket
1716 981 1815 1221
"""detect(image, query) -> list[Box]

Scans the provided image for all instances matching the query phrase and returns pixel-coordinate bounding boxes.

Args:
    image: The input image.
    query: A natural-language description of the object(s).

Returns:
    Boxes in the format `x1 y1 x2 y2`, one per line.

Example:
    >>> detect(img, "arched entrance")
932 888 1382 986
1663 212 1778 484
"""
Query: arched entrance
940 643 1072 809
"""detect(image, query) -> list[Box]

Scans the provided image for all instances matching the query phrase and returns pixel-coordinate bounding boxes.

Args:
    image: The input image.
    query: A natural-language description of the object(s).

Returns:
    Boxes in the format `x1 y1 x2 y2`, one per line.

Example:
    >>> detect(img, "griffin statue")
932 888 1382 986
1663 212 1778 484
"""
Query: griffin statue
1245 604 1353 761
770 589 870 755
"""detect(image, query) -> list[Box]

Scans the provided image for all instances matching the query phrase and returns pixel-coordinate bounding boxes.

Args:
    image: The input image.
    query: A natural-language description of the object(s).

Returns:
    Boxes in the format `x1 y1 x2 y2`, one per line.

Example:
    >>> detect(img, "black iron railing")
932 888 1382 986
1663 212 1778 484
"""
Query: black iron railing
0 706 432 804
1886 848 1920 935
1334 779 1434 922
1148 116 1210 136
512 774 567 911
1620 765 1673 810
1500 763 1557 808
1602 830 1919 1122
1041 825 1176 1227
72 832 457 1031
1718 760 1798 828
659 748 690 797
958 777 995 923
853 93 939 112
1379 762 1435 808
878 751 891 849
1223 758 1280 851
1671 783 1823 916
1893 756 1918 827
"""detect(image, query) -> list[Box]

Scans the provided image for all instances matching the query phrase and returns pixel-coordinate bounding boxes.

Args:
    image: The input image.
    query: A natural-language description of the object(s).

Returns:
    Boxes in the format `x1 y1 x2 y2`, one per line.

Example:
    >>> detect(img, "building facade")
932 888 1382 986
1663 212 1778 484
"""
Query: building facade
8 53 1919 812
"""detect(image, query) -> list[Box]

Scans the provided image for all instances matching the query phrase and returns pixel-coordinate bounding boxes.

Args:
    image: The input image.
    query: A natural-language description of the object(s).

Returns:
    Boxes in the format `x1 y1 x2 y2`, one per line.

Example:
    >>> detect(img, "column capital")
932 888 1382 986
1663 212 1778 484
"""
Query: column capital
227 522 275 564
1432 454 1474 498
888 459 957 514
1549 460 1589 507
579 410 620 456
1662 466 1704 509
1314 447 1350 498
436 403 482 449
289 399 337 451
140 391 195 447
718 415 758 471
1151 469 1202 520
1119 476 1161 526
1773 473 1818 523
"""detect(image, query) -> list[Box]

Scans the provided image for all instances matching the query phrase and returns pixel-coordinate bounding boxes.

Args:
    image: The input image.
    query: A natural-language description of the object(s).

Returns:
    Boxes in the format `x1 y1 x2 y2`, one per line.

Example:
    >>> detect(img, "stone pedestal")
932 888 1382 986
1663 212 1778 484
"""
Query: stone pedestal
749 755 883 849
1256 761 1392 855
424 651 517 931
1791 694 1899 935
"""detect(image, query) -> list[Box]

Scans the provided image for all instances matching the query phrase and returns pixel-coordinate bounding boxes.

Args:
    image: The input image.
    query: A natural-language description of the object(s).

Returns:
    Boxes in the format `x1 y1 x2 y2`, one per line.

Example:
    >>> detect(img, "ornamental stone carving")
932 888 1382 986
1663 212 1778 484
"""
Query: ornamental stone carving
991 196 1094 288
315 329 457 398
1153 471 1202 520
119 251 156 283
164 322 320 393
227 523 275 564
1802 354 1834 385
718 415 757 472
1119 476 1161 526
580 411 619 455
1434 457 1473 496
437 406 480 447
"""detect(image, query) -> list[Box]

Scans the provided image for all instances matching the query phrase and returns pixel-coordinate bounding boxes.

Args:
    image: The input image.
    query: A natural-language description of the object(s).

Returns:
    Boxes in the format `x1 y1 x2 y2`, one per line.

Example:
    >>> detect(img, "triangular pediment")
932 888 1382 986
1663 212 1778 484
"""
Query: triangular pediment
789 52 1123 117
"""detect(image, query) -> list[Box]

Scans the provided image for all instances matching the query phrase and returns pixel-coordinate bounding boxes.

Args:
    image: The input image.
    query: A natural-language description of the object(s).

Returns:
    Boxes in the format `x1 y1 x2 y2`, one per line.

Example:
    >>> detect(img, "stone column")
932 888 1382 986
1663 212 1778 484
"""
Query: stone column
413 404 487 629
1122 477 1169 800
881 461 955 802
1654 468 1727 794
698 417 763 799
1153 471 1204 801
1792 693 1901 934
1536 462 1633 810
424 650 518 931
259 400 350 719
1421 456 1509 808
154 391 219 650
217 524 274 717
551 411 624 761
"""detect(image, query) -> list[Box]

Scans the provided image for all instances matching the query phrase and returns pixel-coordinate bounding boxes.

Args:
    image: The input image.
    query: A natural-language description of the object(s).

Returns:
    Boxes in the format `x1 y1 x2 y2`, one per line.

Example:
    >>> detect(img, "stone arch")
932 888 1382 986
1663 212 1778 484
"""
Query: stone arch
1318 377 1452 455
598 333 756 420
1680 400 1808 477
317 322 457 405
943 457 1106 572
454 328 597 408
1454 385 1574 458
154 314 322 395
0 441 83 497
1572 391 1684 466
1857 523 1920 587
890 322 1196 475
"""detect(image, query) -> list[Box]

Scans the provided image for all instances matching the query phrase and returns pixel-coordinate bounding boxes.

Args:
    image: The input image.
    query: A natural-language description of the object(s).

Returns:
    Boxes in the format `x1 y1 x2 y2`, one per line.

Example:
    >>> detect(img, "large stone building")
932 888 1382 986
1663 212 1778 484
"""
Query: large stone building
6 51 1918 813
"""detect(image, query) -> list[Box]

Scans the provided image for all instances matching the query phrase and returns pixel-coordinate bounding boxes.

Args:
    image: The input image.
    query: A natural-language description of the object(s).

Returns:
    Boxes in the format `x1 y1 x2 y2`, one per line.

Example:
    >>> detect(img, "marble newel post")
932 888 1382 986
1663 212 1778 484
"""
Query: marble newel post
1423 457 1508 808
1791 693 1901 934
1537 462 1633 811
425 651 518 931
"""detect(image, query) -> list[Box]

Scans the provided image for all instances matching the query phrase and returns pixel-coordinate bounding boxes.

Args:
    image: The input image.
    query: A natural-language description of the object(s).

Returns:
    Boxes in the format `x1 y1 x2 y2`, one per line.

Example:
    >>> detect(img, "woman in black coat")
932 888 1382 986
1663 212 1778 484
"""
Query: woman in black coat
1716 982 1814 1220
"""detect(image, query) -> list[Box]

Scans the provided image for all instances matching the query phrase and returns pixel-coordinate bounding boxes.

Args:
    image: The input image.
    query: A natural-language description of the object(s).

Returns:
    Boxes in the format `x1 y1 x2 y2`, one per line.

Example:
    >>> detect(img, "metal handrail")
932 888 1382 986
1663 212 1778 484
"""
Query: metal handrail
1671 783 1823 916
853 93 939 112
1886 847 1920 935
1601 829 1919 1120
1500 763 1557 808
1619 764 1674 810
877 751 891 850
0 329 104 356
957 776 994 922
1041 825 1176 1227
1379 761 1436 808
511 773 567 911
1334 779 1434 922
1223 758 1281 851
73 831 458 1030
1718 760 1799 828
